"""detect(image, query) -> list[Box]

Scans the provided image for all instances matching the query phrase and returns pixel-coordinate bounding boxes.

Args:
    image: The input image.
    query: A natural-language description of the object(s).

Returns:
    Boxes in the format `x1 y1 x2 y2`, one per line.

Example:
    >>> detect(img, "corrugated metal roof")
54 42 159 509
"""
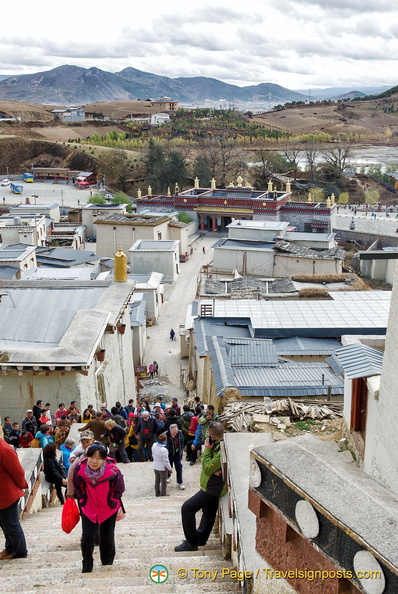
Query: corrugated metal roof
0 286 106 347
194 318 251 357
224 337 278 367
326 354 345 376
334 344 384 379
36 247 98 267
207 334 343 397
129 294 147 327
275 337 341 355
212 239 274 251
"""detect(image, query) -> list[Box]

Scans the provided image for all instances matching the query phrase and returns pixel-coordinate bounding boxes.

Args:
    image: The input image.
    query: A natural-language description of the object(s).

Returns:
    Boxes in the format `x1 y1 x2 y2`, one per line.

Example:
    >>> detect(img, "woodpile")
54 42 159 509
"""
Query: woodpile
218 398 343 432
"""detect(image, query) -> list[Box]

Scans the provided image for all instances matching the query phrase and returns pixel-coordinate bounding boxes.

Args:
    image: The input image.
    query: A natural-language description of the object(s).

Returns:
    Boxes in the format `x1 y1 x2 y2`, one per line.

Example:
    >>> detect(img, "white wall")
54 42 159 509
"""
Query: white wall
212 248 274 275
96 220 171 258
130 248 179 282
0 309 135 421
273 254 342 276
363 264 398 494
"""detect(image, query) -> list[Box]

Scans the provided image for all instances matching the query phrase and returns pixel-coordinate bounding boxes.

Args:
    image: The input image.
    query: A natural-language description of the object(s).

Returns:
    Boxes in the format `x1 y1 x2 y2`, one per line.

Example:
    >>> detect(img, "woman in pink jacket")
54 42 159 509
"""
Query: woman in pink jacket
73 442 125 573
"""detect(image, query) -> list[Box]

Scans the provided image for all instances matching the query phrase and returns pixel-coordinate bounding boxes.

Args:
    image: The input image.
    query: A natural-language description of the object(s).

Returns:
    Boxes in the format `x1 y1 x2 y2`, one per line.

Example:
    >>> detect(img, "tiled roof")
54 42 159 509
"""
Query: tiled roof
274 240 345 260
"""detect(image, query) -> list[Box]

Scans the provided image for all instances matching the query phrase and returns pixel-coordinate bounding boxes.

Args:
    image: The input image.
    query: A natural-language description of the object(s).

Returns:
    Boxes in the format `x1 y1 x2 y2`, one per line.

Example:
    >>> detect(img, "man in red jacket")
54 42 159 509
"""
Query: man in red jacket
0 433 28 559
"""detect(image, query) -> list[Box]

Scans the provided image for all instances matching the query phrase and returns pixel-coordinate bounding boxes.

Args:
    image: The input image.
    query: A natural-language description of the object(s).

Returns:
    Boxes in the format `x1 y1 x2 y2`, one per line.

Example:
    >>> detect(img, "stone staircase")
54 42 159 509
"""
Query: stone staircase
1 460 240 593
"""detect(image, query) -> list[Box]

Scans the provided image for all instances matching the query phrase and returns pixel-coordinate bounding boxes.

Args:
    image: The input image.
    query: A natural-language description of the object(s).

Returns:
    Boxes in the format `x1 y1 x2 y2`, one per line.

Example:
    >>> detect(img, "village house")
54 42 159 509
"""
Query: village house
51 107 85 122
0 214 47 246
0 243 37 276
82 203 128 238
0 276 135 422
129 239 180 282
185 292 390 405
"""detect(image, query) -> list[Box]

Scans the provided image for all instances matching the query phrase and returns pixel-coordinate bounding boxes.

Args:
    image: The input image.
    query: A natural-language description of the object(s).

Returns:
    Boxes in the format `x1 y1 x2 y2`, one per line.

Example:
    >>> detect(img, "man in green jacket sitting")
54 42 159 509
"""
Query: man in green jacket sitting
174 421 226 552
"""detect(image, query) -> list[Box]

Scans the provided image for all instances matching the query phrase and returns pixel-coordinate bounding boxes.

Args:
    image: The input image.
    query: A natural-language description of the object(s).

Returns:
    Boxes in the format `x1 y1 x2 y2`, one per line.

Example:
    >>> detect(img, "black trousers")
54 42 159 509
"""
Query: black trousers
185 440 199 462
138 437 154 461
81 512 117 572
181 490 219 546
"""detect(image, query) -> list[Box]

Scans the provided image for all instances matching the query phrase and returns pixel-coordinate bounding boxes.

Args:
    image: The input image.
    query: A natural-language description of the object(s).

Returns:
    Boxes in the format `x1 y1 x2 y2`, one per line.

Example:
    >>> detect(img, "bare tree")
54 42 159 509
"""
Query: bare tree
197 138 247 187
304 142 321 185
322 145 352 173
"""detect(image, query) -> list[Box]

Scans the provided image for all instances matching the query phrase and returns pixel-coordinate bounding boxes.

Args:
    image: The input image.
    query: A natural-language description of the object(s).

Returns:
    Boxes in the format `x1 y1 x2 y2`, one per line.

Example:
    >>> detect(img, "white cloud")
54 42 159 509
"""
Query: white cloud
0 0 396 91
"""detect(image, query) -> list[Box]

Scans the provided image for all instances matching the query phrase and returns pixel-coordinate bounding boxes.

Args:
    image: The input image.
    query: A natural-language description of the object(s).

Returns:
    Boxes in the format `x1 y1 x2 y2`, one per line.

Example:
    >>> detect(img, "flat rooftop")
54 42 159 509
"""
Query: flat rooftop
227 220 289 231
196 292 390 338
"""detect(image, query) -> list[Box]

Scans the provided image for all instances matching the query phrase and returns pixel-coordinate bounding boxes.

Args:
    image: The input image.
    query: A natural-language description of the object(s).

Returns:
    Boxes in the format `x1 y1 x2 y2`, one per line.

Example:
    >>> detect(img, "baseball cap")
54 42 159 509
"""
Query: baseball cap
26 409 33 413
80 430 94 440
172 398 178 402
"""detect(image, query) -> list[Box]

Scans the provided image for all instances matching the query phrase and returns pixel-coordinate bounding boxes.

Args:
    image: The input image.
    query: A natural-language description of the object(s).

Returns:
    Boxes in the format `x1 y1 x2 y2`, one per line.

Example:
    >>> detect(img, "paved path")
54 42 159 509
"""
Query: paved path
140 236 215 405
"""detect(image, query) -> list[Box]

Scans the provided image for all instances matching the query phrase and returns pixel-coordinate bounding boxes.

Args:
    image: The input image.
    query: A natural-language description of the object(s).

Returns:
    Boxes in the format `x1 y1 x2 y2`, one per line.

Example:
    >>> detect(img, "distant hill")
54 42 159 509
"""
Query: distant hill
294 86 391 100
0 64 307 106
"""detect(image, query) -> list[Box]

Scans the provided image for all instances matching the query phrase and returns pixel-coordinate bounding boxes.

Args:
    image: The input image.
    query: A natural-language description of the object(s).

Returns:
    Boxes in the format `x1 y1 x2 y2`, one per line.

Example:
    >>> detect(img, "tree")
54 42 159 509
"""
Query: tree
88 194 106 205
193 156 212 187
279 143 302 180
251 146 290 186
98 149 131 191
322 145 352 173
112 192 133 213
177 212 193 224
197 138 247 188
365 190 379 205
338 192 349 204
304 142 321 185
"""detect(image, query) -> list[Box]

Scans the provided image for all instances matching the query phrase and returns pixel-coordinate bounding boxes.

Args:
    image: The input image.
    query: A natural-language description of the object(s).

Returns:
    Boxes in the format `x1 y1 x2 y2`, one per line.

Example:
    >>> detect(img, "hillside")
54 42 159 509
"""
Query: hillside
0 64 306 105
253 94 398 139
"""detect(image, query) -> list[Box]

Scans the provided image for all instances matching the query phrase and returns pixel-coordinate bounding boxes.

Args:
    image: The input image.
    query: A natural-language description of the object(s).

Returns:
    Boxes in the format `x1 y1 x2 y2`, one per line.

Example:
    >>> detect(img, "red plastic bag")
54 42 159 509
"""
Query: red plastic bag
61 497 80 534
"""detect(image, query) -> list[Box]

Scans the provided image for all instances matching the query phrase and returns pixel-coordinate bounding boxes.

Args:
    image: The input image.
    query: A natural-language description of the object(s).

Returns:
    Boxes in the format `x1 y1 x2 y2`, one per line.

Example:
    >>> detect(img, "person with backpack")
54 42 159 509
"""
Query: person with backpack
103 419 129 464
180 405 193 445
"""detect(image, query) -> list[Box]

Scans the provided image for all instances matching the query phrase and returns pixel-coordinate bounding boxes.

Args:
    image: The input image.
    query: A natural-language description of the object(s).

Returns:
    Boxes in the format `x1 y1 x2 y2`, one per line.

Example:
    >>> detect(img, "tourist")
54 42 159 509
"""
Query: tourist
170 329 175 341
32 400 43 426
171 397 181 416
43 443 67 505
59 437 76 471
153 361 159 376
136 411 158 462
8 423 22 450
73 442 125 573
152 433 172 497
0 428 28 559
21 410 37 437
103 419 129 463
165 424 185 490
175 422 226 551
180 404 193 445
35 425 54 448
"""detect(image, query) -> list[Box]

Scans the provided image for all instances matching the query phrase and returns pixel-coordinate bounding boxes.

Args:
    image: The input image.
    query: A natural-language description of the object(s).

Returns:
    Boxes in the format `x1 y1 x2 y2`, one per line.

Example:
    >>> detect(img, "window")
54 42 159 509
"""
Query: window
157 232 162 240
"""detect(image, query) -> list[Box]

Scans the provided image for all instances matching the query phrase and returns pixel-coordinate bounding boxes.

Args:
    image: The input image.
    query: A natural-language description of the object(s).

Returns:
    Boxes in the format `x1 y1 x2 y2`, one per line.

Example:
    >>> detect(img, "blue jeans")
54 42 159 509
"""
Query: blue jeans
0 500 28 558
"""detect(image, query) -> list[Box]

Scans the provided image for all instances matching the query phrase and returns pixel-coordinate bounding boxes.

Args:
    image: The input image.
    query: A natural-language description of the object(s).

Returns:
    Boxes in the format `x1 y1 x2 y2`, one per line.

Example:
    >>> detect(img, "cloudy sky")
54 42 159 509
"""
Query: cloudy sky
1 0 397 90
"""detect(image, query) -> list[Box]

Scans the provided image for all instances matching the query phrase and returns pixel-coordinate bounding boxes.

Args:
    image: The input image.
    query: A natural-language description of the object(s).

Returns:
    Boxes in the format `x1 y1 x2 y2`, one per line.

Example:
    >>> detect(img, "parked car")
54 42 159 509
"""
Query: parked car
1 178 10 186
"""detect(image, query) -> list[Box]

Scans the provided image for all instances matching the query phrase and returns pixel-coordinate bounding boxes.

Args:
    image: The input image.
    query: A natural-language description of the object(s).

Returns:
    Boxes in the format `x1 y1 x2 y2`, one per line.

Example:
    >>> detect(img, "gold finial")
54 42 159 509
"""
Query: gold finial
175 183 179 194
331 193 335 204
326 196 331 208
137 188 142 199
237 175 243 187
167 187 171 197
286 181 291 193
114 246 127 283
229 181 235 187
267 180 273 192
148 185 152 197
307 191 312 203
194 177 199 189
210 178 216 190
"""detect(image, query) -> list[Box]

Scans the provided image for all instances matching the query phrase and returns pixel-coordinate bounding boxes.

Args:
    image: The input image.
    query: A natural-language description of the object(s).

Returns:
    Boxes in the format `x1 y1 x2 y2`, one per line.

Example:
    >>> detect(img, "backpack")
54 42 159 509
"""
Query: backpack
30 437 41 448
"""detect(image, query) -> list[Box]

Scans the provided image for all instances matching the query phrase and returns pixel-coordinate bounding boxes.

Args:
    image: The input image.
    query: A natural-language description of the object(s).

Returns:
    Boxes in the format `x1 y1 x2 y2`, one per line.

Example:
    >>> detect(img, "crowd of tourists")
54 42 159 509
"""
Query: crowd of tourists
0 395 224 572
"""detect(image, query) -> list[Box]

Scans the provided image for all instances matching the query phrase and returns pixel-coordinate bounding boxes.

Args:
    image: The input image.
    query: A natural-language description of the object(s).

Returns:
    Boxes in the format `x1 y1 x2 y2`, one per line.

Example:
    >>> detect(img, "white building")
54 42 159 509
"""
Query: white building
130 272 164 322
10 204 61 224
129 240 180 282
0 243 37 275
82 204 128 238
227 220 289 242
0 214 47 246
95 214 172 258
0 278 135 421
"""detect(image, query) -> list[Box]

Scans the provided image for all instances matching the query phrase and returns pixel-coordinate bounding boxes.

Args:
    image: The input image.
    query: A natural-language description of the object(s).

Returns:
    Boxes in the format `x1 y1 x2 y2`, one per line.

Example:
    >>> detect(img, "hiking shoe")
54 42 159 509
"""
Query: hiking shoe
190 460 196 466
174 540 198 552
179 483 185 490
0 552 13 560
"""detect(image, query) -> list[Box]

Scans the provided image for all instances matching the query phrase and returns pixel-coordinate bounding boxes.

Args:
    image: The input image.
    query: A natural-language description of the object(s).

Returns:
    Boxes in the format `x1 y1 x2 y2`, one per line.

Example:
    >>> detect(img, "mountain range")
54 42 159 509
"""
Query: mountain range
0 65 390 106
0 65 309 106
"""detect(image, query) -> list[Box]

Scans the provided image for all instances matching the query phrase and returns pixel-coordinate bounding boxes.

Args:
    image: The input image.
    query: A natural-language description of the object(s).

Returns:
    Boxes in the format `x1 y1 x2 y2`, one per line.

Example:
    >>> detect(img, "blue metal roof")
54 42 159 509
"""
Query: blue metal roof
36 247 98 267
335 344 384 379
194 318 251 357
129 294 147 327
207 335 343 398
275 337 341 355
